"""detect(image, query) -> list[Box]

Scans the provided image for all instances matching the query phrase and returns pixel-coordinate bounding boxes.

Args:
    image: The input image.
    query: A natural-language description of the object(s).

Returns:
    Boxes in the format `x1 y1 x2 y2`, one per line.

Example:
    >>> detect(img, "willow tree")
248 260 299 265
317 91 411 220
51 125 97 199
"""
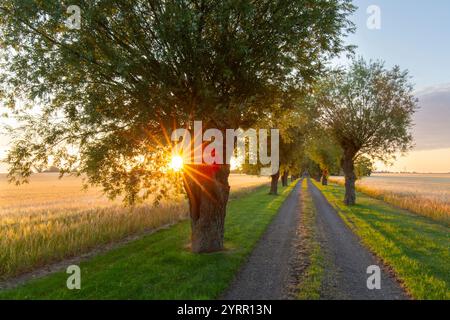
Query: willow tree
306 133 341 185
316 59 417 205
0 0 354 252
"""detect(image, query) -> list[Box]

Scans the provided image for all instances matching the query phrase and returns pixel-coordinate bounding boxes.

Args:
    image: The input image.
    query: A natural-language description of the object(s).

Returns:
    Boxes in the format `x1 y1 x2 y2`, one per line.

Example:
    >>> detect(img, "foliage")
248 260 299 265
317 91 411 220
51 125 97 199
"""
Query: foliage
306 132 341 176
300 156 322 179
316 58 417 162
354 156 373 179
241 92 319 177
314 58 417 204
0 0 355 204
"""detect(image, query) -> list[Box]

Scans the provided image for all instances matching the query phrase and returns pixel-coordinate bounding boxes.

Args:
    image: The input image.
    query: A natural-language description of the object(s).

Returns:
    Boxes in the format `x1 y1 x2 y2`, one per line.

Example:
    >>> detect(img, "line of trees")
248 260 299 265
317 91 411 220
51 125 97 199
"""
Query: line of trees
243 58 416 207
0 1 416 254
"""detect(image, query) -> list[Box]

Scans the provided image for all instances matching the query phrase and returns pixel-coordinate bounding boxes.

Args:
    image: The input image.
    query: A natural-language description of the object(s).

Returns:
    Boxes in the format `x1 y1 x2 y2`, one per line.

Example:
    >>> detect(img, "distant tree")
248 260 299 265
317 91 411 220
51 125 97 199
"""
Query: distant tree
316 59 417 205
278 108 317 188
239 106 307 195
245 95 314 194
306 133 341 185
355 156 374 179
278 128 305 189
0 0 354 252
301 156 322 181
43 166 60 173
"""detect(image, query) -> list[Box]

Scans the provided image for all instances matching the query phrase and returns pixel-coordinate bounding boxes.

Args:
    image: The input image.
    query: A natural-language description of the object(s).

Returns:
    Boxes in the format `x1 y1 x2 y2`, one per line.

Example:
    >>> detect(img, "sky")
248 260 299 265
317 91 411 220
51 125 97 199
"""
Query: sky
1 1 450 173
344 0 450 89
336 0 450 172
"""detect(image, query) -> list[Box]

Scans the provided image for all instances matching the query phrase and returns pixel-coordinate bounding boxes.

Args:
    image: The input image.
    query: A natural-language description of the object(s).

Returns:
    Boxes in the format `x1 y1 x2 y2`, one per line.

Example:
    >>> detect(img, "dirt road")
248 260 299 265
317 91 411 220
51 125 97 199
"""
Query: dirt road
223 181 302 300
308 180 407 300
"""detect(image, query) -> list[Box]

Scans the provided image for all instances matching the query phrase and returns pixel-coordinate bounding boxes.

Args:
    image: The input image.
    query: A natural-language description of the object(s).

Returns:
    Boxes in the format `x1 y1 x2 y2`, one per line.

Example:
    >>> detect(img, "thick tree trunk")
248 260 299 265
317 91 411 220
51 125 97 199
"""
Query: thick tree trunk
341 150 356 205
183 164 230 253
269 170 280 195
281 170 289 187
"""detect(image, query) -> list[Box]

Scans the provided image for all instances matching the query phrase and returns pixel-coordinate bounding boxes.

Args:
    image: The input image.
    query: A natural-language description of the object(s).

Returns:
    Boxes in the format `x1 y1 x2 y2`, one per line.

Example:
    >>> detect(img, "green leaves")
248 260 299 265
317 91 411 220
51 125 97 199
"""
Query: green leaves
0 0 354 204
316 58 417 163
306 132 342 174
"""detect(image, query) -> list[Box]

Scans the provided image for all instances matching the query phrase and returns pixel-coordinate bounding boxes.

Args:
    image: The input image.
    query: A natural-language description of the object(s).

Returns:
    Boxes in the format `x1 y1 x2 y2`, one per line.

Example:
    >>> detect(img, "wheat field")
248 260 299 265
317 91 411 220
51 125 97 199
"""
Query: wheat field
330 173 450 225
0 173 270 280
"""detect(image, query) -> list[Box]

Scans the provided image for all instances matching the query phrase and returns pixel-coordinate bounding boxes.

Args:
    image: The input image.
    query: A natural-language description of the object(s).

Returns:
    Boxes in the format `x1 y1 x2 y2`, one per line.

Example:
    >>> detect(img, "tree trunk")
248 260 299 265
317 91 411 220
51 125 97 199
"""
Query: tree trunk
281 170 289 187
183 164 230 253
341 150 356 205
321 169 328 186
269 170 280 195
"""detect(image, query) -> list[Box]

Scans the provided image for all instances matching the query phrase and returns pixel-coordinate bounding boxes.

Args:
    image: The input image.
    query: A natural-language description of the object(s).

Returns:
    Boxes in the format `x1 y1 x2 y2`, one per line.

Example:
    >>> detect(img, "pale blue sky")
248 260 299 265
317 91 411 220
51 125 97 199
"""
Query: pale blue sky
341 0 450 90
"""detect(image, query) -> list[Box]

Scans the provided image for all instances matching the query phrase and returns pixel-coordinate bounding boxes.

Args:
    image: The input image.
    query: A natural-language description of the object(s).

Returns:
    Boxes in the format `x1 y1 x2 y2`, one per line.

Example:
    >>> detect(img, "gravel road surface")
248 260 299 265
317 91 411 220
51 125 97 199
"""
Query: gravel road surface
308 180 407 300
223 181 302 300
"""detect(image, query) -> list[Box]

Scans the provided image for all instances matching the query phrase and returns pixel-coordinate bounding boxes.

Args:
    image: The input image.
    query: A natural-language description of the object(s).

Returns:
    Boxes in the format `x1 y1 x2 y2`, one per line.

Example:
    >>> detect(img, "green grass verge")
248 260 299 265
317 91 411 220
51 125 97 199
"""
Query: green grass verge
312 180 449 300
297 180 325 300
0 181 298 300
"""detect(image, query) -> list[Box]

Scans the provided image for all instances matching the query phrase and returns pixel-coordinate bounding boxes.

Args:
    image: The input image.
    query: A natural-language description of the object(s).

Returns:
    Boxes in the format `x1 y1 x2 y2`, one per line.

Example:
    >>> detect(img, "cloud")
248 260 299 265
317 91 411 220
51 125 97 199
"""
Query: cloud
412 84 450 150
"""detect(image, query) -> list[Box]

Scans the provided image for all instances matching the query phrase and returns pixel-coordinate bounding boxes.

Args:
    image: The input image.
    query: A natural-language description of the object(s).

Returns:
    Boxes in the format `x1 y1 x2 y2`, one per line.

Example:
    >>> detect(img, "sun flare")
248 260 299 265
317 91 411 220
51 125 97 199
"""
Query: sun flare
169 155 184 172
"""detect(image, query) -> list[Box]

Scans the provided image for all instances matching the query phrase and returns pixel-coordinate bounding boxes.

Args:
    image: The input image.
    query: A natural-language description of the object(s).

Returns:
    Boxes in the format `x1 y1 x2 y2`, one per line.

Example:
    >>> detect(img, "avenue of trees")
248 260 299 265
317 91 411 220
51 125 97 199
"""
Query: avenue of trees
0 1 416 253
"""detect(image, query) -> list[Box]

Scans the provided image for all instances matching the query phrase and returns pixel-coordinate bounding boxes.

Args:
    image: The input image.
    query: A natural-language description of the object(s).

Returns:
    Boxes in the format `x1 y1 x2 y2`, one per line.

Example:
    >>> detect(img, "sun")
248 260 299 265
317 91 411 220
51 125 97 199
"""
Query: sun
230 156 242 171
169 155 184 172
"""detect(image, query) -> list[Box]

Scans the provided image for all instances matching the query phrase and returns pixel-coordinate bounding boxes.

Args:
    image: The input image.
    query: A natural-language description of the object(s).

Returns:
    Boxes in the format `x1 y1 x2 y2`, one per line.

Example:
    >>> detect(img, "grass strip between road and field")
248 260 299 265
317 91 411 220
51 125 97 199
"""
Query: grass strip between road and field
0 181 298 299
312 180 449 300
296 180 325 300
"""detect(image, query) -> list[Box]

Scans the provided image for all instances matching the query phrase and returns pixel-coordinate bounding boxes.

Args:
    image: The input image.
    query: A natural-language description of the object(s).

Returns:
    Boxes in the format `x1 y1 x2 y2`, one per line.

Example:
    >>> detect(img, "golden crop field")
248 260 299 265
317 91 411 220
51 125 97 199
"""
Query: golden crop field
330 173 450 225
0 173 269 280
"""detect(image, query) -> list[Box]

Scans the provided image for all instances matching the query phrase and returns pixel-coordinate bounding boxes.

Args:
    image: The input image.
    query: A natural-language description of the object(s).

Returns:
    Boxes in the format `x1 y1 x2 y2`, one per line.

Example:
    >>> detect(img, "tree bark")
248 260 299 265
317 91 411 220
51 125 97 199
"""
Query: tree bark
183 164 230 253
281 170 289 187
269 170 280 195
341 150 356 205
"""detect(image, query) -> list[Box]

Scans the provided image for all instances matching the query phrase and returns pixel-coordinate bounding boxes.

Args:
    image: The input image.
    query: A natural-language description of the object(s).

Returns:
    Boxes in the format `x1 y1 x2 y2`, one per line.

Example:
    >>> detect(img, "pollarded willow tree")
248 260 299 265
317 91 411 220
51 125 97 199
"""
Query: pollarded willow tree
0 0 354 252
316 59 417 205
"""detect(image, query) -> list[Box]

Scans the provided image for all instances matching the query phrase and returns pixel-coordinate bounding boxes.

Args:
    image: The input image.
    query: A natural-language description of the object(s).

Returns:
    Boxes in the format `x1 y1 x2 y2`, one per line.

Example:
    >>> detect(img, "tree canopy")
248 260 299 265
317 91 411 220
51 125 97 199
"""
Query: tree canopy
315 58 417 204
306 132 341 184
0 0 355 204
